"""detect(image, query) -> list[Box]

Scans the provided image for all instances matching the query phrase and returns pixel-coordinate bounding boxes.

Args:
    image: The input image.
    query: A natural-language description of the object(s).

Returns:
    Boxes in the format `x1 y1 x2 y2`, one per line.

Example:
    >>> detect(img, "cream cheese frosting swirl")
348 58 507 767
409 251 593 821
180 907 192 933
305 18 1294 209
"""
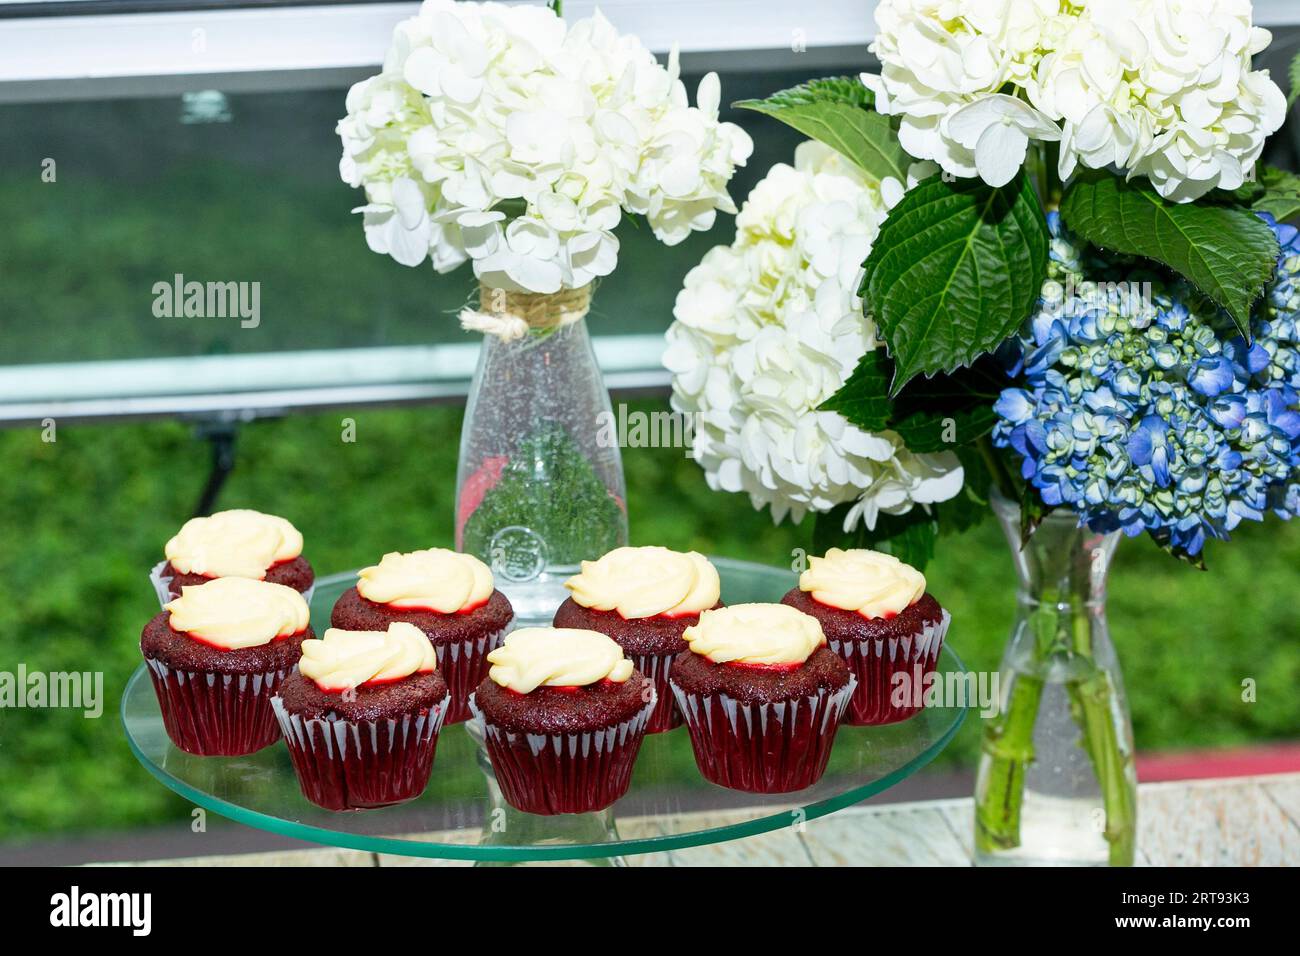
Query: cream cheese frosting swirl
165 577 310 650
487 627 634 693
357 548 494 613
165 509 303 579
799 548 925 619
682 603 825 666
565 546 720 619
297 623 436 692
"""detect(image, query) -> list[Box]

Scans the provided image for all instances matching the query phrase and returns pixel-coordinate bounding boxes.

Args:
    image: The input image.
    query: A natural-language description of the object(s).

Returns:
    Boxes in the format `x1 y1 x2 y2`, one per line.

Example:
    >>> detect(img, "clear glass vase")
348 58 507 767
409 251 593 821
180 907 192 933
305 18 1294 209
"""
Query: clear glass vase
455 298 628 626
974 490 1137 866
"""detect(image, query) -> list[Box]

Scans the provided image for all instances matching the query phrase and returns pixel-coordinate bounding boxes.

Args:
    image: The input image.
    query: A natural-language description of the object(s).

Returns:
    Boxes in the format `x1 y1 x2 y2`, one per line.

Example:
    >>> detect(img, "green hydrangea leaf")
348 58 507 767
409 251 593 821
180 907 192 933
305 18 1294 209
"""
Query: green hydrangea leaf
1234 166 1300 224
735 77 909 186
817 350 892 431
1060 170 1280 337
744 75 876 111
892 405 999 454
1290 50 1300 108
862 172 1048 395
934 444 992 537
888 359 1005 452
821 354 1002 454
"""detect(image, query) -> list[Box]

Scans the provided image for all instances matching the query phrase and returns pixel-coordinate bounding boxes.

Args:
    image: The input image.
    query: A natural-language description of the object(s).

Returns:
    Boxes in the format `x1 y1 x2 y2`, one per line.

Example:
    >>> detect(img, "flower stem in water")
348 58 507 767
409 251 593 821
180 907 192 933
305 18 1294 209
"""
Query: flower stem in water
975 670 1043 852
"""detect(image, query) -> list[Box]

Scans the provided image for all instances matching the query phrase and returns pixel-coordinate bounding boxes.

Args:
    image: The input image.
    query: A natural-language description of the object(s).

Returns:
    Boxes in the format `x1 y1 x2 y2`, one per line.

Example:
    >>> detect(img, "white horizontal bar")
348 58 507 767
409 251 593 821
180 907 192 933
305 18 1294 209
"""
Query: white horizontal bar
0 1 875 94
0 381 473 426
0 333 668 402
0 367 673 427
4 342 477 403
0 3 418 83
6 0 1297 84
3 1 1295 103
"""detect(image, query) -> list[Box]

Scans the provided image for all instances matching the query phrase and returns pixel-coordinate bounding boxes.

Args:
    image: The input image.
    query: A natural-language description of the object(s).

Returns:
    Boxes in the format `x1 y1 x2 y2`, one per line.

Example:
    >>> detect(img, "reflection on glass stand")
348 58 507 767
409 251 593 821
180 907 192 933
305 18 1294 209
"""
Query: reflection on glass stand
466 718 625 868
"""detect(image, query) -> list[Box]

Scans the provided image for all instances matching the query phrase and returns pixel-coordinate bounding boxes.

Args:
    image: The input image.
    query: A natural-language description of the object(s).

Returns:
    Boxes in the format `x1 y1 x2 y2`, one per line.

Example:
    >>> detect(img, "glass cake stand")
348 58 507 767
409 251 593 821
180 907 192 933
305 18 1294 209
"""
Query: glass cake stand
123 558 966 863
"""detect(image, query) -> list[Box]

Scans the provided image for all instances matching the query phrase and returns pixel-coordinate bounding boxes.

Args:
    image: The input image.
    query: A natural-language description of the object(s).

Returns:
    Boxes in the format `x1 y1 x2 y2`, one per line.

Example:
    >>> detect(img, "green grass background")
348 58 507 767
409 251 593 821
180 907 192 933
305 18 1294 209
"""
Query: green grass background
0 402 1297 840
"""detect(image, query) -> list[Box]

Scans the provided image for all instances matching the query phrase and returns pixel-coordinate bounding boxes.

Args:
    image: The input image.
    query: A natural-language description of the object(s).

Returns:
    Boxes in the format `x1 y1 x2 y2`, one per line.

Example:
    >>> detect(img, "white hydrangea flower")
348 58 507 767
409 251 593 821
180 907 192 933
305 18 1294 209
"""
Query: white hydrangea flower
338 0 752 292
1029 0 1286 201
864 0 1285 202
863 0 1063 182
947 94 1063 187
665 142 964 528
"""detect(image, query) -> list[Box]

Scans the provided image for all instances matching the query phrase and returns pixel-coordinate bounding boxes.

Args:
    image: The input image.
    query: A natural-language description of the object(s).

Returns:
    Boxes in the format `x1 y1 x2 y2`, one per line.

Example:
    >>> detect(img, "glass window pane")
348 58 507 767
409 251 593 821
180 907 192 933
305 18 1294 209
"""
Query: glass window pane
0 68 813 369
3 25 1295 408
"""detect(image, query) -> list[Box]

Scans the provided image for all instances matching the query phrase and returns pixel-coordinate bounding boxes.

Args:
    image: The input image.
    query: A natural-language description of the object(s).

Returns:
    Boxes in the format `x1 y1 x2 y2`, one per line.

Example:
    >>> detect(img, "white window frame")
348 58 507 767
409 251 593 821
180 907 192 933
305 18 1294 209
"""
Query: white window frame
0 0 885 424
0 0 881 102
0 337 673 424
1 1 1297 425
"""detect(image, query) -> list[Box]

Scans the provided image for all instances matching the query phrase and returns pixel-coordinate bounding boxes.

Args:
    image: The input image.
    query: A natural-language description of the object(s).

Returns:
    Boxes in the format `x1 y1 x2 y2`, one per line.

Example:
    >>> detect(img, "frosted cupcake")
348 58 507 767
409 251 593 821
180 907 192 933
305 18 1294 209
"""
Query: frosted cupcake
470 628 655 815
273 623 450 811
155 509 314 604
670 603 854 793
781 548 949 725
140 577 312 755
330 549 513 725
554 546 721 732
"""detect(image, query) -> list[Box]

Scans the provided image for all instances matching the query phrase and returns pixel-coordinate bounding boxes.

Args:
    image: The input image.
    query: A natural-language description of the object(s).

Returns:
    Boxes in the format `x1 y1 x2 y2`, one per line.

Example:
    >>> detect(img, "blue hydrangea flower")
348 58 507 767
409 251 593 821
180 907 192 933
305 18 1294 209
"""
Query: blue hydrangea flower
992 211 1300 556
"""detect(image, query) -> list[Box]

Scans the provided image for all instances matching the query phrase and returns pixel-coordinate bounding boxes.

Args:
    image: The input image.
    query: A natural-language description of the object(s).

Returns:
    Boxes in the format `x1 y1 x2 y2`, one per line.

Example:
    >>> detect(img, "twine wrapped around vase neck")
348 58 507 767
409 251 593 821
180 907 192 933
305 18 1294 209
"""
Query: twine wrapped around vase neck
459 284 592 342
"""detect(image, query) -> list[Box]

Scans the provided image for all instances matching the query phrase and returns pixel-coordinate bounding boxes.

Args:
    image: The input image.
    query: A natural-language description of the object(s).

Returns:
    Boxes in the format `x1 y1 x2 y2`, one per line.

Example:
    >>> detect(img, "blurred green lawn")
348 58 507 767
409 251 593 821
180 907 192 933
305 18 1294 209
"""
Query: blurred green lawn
0 398 1297 839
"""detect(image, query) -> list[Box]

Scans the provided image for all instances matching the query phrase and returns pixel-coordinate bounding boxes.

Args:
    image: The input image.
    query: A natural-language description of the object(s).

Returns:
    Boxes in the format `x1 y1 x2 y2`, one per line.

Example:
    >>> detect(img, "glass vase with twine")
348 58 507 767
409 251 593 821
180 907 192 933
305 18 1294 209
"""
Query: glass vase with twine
455 283 628 625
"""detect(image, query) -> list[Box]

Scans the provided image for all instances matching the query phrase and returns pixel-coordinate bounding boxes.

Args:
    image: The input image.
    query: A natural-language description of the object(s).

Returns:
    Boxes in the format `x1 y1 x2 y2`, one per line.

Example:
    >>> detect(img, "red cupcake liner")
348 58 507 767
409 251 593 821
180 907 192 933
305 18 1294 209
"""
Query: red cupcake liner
670 677 856 793
145 658 288 756
436 628 507 726
630 652 682 733
469 692 656 815
271 694 449 811
829 609 949 726
147 560 317 610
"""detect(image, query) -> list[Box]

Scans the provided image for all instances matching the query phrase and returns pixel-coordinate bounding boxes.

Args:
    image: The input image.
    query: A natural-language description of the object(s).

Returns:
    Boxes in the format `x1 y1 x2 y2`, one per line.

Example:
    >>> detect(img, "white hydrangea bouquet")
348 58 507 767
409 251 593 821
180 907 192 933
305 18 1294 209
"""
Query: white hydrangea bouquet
668 0 1299 570
667 0 1298 867
337 0 751 312
665 138 969 533
336 0 754 593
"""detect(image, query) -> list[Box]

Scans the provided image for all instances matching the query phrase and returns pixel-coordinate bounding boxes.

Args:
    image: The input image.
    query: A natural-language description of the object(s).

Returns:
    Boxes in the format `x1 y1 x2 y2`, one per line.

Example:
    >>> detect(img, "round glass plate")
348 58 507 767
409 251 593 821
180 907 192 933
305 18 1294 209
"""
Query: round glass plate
123 557 966 861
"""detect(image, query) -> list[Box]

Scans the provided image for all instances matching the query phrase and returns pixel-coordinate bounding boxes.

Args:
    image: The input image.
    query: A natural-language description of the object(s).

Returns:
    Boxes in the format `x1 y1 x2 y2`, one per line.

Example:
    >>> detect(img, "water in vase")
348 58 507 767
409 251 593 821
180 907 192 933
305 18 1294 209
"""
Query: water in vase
977 659 1115 866
974 491 1137 867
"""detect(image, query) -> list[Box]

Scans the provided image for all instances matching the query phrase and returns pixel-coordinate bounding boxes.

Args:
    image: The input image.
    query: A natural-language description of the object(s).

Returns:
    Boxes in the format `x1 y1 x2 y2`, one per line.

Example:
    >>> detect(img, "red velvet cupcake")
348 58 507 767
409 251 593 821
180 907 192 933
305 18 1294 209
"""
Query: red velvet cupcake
152 509 314 606
471 627 654 815
272 622 450 811
781 548 949 726
330 548 513 725
670 603 854 794
554 546 721 733
141 577 312 756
